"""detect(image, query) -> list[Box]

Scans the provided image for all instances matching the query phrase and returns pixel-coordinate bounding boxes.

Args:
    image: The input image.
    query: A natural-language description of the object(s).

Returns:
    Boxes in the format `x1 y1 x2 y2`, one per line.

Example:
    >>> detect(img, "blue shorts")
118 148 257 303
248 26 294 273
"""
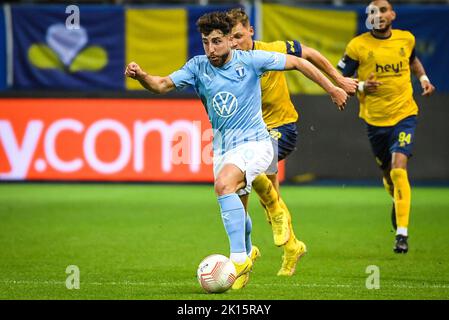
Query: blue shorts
366 115 417 170
270 122 298 161
266 122 298 174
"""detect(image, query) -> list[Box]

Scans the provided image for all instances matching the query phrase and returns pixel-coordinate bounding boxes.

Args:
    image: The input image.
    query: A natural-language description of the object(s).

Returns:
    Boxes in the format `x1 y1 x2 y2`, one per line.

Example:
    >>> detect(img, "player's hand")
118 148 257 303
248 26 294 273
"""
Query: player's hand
364 72 382 94
421 80 435 97
329 86 348 111
125 62 146 80
337 76 358 96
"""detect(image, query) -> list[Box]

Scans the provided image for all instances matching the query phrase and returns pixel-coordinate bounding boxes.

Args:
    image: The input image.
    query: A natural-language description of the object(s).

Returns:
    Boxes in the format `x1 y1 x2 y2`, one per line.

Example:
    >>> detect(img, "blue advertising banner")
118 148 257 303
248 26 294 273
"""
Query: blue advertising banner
12 5 125 90
0 6 6 90
388 6 449 92
3 4 448 92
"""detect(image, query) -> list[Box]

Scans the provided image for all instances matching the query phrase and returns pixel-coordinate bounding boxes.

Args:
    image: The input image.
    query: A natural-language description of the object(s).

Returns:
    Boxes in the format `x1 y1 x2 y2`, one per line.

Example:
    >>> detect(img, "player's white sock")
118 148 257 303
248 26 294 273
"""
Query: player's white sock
230 252 248 264
396 227 408 236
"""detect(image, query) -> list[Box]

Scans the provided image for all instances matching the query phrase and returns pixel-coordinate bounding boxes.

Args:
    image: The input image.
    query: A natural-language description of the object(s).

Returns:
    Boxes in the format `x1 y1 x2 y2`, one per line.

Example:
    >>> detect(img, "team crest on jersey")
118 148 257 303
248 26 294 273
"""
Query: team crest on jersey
235 65 245 78
399 47 406 57
212 91 238 118
367 51 375 60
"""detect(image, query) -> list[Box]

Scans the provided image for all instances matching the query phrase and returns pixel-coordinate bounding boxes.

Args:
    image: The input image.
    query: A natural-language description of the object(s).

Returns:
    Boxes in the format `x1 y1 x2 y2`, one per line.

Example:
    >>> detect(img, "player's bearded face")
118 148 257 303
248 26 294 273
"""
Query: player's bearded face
202 31 232 67
369 1 395 33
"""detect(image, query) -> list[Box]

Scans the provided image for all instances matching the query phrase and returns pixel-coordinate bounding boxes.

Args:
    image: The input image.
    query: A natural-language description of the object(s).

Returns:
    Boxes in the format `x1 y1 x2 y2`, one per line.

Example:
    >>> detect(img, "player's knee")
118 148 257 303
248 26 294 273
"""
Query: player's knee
391 153 408 169
214 179 236 196
392 163 407 171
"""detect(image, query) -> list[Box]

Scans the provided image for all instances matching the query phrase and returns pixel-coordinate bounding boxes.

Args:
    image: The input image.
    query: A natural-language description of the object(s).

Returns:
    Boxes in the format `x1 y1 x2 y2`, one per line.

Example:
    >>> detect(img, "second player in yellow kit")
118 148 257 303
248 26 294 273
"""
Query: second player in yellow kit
253 40 300 130
227 8 357 276
344 29 418 126
338 0 435 253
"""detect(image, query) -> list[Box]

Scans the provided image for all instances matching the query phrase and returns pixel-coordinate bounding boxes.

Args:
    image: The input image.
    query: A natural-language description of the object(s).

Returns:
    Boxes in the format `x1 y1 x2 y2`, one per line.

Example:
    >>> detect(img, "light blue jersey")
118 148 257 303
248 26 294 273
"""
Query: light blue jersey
169 49 287 155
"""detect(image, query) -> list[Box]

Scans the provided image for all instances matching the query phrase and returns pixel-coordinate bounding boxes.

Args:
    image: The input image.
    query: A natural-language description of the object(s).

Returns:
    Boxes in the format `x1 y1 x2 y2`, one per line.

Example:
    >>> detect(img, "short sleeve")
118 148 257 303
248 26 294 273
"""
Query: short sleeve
169 58 197 90
408 32 416 62
256 40 302 57
409 47 416 63
250 50 287 76
407 31 416 48
337 38 360 77
337 54 359 77
345 38 359 61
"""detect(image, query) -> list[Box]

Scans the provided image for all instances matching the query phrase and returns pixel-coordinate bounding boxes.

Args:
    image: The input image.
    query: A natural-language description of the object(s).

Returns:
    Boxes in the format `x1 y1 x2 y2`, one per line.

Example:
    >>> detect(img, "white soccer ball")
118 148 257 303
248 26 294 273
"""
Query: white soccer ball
197 254 237 293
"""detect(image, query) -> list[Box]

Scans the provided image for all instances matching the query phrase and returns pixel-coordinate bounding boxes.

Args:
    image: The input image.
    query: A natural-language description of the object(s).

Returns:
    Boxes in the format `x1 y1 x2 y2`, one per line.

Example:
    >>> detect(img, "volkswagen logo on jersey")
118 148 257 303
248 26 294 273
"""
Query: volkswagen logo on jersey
212 91 238 118
235 65 245 78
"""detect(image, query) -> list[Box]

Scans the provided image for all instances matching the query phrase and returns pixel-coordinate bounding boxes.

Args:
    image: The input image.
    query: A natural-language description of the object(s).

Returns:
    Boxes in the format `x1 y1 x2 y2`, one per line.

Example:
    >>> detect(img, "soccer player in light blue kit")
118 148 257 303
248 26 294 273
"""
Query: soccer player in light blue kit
125 12 348 290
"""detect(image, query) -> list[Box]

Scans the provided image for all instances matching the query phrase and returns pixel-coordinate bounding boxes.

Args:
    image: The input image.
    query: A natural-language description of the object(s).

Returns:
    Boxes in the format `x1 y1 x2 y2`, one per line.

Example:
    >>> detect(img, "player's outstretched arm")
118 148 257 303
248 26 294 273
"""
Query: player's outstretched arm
410 57 435 97
284 55 348 110
302 45 358 95
125 62 176 94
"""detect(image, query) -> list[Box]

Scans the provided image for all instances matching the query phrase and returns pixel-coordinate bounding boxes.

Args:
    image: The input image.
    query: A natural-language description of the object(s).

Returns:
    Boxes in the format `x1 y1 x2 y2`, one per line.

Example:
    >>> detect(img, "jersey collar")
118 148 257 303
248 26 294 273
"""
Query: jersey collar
370 30 393 40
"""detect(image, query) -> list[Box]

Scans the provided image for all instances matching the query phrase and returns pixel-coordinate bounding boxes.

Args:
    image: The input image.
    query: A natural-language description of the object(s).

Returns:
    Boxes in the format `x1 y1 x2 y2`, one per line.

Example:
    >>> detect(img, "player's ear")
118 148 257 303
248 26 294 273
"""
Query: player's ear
249 26 255 37
390 5 396 21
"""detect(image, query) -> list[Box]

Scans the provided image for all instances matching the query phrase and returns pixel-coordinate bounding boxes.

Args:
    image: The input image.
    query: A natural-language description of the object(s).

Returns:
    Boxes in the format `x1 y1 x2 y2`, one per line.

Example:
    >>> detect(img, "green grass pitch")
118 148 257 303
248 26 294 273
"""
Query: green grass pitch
0 183 448 300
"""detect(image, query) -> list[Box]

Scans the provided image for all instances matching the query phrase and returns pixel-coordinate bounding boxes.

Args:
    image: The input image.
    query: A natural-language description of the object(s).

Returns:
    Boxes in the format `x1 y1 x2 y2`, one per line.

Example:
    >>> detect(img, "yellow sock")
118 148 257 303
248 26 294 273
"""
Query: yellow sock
258 200 271 224
382 177 394 198
279 198 298 252
252 174 283 217
390 168 411 229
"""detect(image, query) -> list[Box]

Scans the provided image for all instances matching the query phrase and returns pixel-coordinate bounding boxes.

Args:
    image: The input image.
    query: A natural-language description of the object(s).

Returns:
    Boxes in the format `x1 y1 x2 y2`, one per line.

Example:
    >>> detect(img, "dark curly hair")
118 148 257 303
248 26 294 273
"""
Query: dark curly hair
196 11 233 36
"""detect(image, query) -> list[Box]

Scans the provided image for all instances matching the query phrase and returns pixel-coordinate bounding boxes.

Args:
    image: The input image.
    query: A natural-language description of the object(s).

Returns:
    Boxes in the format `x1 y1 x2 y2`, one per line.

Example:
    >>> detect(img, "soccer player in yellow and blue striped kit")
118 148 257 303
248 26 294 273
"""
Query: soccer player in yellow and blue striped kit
338 0 435 253
227 8 358 275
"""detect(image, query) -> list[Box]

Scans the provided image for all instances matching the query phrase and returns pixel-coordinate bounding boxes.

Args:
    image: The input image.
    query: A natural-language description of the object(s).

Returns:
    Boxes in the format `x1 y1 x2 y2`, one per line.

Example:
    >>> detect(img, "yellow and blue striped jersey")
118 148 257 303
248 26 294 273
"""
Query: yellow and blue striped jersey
253 40 301 129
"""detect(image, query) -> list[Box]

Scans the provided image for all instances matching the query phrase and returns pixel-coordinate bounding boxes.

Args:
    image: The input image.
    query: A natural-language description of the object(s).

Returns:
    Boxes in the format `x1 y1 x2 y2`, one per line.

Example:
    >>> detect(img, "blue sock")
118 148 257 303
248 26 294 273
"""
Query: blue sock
218 193 246 254
245 213 252 256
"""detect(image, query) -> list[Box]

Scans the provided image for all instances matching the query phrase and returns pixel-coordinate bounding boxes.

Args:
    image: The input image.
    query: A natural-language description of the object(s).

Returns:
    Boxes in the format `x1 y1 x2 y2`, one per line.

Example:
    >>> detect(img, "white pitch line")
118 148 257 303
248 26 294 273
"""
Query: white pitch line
2 280 449 290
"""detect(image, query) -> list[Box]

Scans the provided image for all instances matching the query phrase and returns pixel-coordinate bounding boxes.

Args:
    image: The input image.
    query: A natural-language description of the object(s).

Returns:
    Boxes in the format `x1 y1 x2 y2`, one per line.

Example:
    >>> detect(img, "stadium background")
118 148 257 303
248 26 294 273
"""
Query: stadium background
1 0 449 302
1 0 448 184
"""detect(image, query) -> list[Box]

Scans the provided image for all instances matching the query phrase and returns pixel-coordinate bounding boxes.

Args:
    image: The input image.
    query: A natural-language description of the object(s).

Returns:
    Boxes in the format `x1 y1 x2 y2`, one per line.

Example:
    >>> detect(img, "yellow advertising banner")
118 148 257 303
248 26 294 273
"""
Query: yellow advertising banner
262 4 357 94
126 9 187 90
